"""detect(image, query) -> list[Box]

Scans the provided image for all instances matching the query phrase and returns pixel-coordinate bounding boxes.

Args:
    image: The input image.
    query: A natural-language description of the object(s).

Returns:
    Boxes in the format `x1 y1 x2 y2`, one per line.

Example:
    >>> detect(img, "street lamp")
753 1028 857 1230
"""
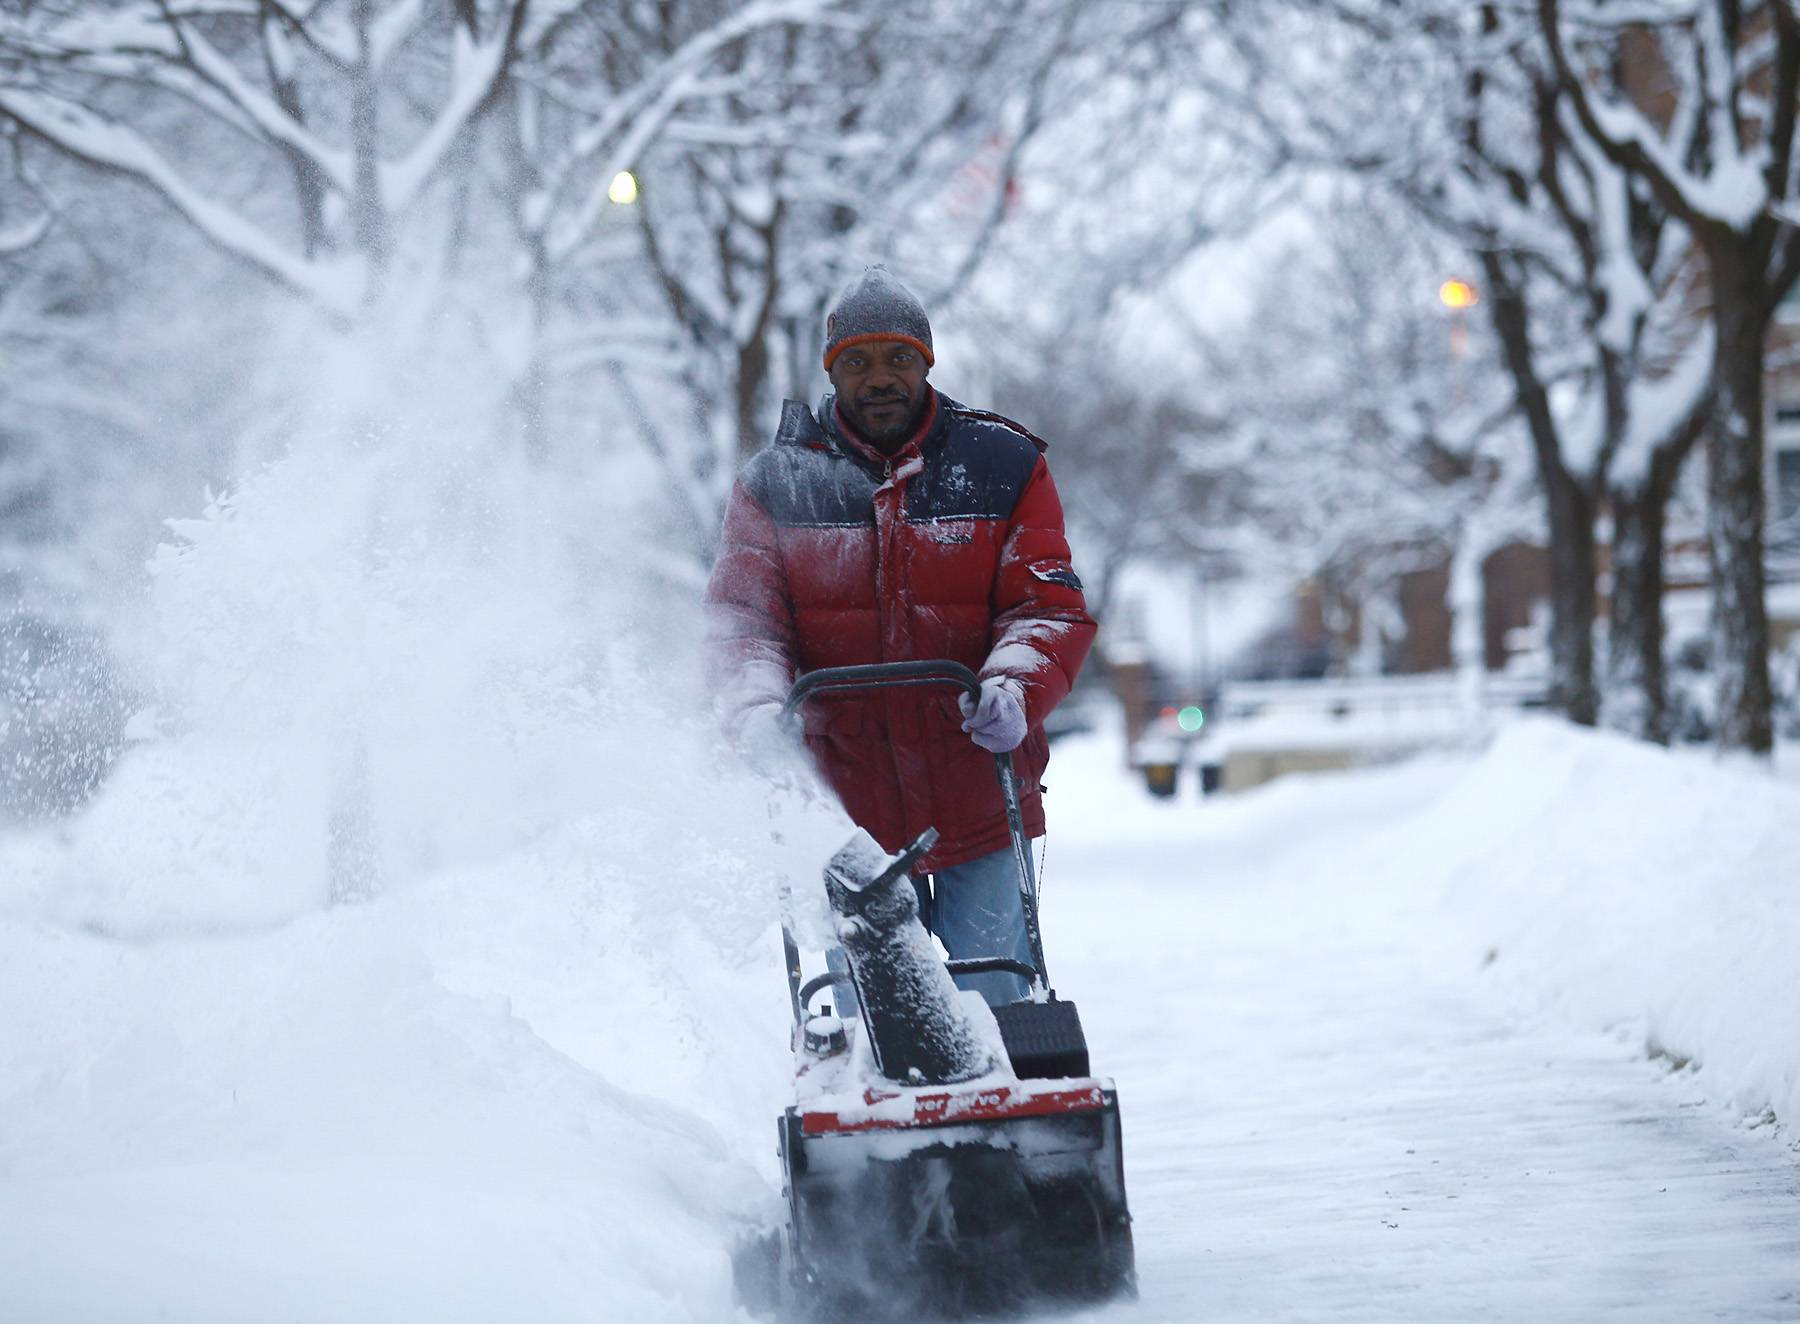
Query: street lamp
1439 278 1479 309
1440 278 1479 361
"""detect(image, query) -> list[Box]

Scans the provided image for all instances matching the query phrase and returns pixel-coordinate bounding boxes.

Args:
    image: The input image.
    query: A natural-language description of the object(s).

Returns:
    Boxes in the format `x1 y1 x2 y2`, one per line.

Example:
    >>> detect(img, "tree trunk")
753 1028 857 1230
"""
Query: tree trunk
350 0 389 286
1544 468 1600 724
733 210 783 464
261 4 327 258
1606 478 1669 743
1704 246 1775 755
735 332 770 464
1606 389 1704 745
1482 252 1600 726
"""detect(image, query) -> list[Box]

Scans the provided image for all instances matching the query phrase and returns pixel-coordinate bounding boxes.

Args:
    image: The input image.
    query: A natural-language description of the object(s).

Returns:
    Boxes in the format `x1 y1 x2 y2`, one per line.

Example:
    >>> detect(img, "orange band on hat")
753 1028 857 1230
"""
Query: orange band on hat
823 333 935 372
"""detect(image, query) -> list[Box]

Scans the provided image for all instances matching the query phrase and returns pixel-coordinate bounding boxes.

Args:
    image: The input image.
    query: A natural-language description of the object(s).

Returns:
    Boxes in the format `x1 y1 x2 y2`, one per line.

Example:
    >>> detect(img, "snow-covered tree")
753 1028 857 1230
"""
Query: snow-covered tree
1184 2 1727 740
986 330 1236 629
542 0 1084 553
1541 0 1800 756
951 4 1297 636
1207 194 1537 681
0 0 534 313
494 0 867 477
1442 4 1713 741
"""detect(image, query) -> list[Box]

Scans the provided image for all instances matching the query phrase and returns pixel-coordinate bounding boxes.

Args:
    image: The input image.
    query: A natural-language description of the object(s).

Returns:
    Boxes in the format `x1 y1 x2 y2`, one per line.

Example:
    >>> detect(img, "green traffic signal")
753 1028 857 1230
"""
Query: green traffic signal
1177 705 1205 732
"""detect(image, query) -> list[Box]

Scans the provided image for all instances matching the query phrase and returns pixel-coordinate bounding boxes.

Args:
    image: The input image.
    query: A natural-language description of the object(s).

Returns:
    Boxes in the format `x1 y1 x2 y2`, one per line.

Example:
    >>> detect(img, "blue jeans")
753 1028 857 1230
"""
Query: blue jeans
825 843 1037 1016
919 844 1038 1006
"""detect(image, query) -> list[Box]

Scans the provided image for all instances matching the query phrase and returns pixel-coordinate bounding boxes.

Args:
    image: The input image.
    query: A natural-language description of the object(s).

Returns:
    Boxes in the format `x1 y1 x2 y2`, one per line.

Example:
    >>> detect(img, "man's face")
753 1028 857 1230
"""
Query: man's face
829 340 930 444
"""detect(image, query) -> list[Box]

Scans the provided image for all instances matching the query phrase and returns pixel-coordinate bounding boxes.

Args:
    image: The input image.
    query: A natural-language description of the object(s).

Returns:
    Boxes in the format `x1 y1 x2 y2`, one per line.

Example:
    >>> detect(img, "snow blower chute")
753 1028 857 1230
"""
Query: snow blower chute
736 660 1136 1320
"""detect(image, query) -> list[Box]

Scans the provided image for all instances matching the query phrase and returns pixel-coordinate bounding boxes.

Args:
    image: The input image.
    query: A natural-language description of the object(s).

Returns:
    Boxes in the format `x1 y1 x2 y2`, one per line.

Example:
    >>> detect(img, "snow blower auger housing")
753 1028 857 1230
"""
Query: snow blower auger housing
740 660 1135 1321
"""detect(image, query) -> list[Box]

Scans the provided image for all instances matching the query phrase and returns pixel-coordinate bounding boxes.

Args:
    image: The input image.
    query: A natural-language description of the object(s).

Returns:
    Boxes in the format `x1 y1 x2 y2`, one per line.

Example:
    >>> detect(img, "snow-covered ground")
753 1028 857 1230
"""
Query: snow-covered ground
0 739 827 1322
5 712 1800 1321
1043 723 1800 1321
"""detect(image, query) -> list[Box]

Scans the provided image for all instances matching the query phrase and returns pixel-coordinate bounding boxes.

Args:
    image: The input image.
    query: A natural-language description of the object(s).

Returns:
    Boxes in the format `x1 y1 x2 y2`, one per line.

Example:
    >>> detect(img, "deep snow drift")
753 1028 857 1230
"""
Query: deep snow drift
1047 718 1800 1136
1412 721 1800 1130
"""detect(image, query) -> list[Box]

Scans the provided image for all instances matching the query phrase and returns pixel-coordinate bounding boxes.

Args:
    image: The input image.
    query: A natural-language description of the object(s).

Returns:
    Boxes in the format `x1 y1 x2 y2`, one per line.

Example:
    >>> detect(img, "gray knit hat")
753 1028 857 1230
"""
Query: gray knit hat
822 265 935 371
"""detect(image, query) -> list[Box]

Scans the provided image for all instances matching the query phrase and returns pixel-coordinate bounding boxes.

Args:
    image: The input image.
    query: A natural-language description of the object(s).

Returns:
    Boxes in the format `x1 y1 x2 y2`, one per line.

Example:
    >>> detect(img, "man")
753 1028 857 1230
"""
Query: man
705 265 1095 1005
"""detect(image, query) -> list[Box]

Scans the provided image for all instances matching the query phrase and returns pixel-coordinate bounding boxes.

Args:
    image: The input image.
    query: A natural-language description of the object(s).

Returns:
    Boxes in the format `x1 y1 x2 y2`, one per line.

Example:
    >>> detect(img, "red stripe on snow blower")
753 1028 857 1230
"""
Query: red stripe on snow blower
802 1082 1107 1136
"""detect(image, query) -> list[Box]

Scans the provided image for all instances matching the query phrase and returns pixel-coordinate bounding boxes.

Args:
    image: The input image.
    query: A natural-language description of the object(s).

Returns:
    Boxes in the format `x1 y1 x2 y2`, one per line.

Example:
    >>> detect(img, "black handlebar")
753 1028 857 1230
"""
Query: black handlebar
781 660 982 719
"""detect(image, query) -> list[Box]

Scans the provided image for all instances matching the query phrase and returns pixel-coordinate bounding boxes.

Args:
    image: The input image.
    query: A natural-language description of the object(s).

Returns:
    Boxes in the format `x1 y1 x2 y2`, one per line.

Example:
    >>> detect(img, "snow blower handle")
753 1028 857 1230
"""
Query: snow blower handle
780 659 986 717
783 660 1049 992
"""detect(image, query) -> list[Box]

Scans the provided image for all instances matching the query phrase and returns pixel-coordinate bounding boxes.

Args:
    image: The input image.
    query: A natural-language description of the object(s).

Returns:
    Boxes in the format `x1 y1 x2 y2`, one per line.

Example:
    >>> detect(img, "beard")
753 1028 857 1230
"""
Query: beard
845 386 926 445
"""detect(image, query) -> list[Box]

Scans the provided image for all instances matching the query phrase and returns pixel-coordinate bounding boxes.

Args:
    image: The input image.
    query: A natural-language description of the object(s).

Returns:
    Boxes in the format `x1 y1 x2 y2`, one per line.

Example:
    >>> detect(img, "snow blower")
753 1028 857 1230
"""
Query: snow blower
734 660 1135 1321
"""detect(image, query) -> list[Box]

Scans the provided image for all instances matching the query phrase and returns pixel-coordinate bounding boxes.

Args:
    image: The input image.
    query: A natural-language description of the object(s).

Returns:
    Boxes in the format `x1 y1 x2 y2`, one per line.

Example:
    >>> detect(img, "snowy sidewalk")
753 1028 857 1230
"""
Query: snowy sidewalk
1040 736 1800 1322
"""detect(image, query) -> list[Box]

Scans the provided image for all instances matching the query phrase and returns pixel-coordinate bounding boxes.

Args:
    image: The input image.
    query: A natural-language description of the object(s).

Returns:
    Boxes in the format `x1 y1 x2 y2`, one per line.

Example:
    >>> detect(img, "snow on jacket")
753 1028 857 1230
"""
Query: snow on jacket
704 386 1096 873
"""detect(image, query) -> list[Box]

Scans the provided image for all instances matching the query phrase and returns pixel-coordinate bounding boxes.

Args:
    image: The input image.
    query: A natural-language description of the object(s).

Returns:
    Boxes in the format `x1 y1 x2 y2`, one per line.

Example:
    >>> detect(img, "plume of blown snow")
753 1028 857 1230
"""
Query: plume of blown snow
0 321 850 1322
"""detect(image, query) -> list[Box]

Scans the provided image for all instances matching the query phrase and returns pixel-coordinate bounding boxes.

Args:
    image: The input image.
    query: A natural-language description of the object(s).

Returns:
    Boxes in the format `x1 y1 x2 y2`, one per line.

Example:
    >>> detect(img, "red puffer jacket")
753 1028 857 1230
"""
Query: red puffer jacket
705 387 1096 872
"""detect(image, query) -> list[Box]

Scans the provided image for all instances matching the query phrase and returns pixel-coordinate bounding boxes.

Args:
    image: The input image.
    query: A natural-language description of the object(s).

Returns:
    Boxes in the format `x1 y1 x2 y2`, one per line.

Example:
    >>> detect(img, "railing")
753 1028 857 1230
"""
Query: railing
1217 671 1546 724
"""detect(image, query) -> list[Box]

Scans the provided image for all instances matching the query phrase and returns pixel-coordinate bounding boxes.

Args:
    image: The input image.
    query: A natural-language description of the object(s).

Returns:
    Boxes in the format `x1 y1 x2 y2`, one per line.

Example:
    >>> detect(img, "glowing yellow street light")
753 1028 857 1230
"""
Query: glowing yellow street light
1439 278 1479 309
608 170 639 205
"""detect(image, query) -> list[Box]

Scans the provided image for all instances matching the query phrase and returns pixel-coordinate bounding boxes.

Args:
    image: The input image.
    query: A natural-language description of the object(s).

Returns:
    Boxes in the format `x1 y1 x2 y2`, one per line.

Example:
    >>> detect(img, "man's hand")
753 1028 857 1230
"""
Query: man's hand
958 678 1027 753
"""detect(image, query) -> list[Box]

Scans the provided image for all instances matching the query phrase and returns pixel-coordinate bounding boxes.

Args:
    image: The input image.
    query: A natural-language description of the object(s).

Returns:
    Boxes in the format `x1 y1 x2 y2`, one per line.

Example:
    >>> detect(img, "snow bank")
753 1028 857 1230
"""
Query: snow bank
1412 720 1800 1129
0 754 843 1322
0 891 753 1323
1053 714 1800 1136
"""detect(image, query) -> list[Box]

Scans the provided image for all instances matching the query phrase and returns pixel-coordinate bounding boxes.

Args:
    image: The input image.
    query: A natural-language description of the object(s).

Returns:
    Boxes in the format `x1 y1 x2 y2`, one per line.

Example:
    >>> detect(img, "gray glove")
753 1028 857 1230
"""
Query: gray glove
958 678 1027 753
